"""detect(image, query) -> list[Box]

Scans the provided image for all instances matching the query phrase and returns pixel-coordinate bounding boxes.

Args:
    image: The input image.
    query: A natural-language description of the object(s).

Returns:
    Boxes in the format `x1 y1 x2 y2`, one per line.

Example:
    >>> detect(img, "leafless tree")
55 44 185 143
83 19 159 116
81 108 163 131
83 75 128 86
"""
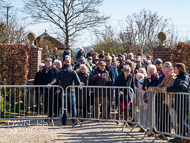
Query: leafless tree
119 9 170 54
22 0 109 46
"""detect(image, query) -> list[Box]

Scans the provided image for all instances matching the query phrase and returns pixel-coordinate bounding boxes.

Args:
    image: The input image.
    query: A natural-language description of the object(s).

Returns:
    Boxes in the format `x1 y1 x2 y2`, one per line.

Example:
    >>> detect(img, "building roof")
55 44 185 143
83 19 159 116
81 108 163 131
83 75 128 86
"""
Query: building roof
34 30 65 49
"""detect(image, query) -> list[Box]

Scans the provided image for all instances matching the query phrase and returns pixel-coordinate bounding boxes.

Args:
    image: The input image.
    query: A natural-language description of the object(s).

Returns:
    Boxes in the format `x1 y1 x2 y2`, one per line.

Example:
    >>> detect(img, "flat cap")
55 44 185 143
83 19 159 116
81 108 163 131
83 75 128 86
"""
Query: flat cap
45 58 53 62
79 58 86 63
99 61 106 66
105 56 112 61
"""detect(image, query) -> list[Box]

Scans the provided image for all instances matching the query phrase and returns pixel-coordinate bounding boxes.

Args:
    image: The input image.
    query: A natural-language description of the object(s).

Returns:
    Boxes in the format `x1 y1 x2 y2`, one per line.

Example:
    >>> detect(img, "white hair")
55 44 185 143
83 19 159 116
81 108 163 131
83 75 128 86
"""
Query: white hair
128 53 134 57
56 60 62 65
39 63 45 67
65 55 71 59
136 73 144 79
53 60 59 64
147 64 157 73
65 58 71 63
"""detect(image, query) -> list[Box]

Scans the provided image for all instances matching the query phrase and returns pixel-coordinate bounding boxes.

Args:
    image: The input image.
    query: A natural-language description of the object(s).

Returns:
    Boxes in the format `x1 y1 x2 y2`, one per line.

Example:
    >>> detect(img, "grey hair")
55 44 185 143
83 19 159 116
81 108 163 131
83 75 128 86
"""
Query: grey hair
147 64 157 73
163 61 172 66
56 60 62 65
123 65 131 73
128 53 134 57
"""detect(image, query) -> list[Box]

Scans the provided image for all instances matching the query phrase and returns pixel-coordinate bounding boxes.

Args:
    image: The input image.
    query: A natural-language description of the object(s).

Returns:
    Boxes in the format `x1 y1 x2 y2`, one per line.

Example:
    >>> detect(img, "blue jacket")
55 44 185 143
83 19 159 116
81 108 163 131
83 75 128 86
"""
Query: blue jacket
106 65 118 85
114 73 135 102
157 74 165 86
167 71 190 93
76 51 86 61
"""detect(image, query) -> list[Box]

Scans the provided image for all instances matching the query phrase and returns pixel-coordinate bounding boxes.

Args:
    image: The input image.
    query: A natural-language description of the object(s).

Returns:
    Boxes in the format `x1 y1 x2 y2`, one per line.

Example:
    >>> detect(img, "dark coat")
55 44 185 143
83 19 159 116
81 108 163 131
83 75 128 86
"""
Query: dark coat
114 73 135 102
63 49 71 61
167 71 190 93
89 67 111 96
75 71 89 107
34 71 41 90
50 68 80 93
86 52 93 58
39 66 58 85
157 74 165 86
142 73 159 90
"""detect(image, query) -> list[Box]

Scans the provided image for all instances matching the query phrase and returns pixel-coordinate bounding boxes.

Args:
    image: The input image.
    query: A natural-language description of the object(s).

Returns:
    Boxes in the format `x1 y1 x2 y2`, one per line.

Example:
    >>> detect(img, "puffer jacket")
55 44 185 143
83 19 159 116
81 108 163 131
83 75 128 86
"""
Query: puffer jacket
89 67 111 96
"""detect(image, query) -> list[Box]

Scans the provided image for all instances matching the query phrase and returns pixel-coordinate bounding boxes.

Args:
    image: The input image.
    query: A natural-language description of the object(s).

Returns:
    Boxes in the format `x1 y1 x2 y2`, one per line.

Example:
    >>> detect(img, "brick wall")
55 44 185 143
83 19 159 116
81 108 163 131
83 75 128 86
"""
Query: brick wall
153 47 171 63
28 48 42 80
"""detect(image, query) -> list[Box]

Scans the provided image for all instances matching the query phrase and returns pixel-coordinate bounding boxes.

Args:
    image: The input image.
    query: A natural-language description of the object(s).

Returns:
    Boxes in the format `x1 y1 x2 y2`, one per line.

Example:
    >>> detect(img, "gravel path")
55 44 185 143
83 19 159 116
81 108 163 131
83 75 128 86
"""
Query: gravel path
0 119 168 143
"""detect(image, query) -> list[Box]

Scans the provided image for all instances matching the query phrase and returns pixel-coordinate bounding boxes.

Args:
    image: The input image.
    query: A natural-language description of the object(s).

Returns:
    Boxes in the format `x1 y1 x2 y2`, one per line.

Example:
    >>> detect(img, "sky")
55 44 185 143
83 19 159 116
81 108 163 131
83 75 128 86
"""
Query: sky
2 0 190 48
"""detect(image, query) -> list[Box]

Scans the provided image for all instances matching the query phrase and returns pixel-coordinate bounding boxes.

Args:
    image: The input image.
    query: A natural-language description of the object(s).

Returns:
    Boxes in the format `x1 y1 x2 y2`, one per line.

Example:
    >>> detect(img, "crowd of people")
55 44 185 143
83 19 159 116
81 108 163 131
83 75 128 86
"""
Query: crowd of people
34 44 190 142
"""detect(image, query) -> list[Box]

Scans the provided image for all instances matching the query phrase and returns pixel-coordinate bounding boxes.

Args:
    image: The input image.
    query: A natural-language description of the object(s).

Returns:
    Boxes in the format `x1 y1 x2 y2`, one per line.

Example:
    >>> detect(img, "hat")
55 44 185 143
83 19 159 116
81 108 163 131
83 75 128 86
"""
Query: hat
105 56 112 61
80 47 83 50
90 48 94 51
98 61 106 66
45 58 53 62
153 58 163 65
111 54 115 57
118 54 123 59
39 63 45 67
79 58 86 63
88 56 93 60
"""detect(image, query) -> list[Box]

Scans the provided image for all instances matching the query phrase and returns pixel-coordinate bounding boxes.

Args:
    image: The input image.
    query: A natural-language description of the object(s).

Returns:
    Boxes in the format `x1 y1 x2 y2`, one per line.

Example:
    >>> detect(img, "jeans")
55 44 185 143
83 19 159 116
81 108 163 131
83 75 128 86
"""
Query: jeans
62 92 78 124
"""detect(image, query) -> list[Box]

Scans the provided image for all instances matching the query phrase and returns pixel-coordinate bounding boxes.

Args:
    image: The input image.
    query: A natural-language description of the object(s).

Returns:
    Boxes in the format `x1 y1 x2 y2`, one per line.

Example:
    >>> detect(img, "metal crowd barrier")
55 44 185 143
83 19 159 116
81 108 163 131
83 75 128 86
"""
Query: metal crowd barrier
131 88 190 142
65 85 134 130
0 85 64 126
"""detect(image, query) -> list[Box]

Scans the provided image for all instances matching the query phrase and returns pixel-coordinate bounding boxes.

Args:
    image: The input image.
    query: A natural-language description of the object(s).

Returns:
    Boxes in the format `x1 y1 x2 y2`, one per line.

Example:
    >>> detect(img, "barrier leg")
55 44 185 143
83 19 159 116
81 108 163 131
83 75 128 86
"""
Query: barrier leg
141 130 151 140
48 119 54 126
152 133 168 142
72 119 82 127
122 122 130 132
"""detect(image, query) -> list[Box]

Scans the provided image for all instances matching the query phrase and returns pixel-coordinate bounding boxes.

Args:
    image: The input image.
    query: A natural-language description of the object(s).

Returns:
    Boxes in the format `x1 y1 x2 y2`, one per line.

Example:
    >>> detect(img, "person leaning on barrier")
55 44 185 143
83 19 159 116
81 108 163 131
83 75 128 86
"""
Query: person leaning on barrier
149 65 176 139
142 64 159 91
34 63 45 113
75 64 90 120
162 63 190 143
89 61 112 119
48 63 81 126
105 56 118 119
114 65 135 123
39 58 59 117
157 61 173 86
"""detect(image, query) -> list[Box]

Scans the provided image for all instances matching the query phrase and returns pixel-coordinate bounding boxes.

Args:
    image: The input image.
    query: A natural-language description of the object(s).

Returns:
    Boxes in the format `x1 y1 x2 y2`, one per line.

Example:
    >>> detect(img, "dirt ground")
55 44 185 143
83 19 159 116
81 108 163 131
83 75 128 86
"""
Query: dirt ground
0 119 169 143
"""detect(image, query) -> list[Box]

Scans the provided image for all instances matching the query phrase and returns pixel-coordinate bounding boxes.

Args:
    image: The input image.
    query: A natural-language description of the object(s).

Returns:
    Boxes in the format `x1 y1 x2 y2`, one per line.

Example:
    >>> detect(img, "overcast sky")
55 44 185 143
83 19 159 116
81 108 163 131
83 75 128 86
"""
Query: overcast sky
2 0 190 48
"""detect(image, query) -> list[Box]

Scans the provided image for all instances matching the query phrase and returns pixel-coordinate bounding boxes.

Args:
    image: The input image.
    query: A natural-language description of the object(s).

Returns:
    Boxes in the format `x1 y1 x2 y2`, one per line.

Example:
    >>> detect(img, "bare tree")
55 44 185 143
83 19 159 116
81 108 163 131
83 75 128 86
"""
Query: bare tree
119 9 170 54
22 0 109 46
